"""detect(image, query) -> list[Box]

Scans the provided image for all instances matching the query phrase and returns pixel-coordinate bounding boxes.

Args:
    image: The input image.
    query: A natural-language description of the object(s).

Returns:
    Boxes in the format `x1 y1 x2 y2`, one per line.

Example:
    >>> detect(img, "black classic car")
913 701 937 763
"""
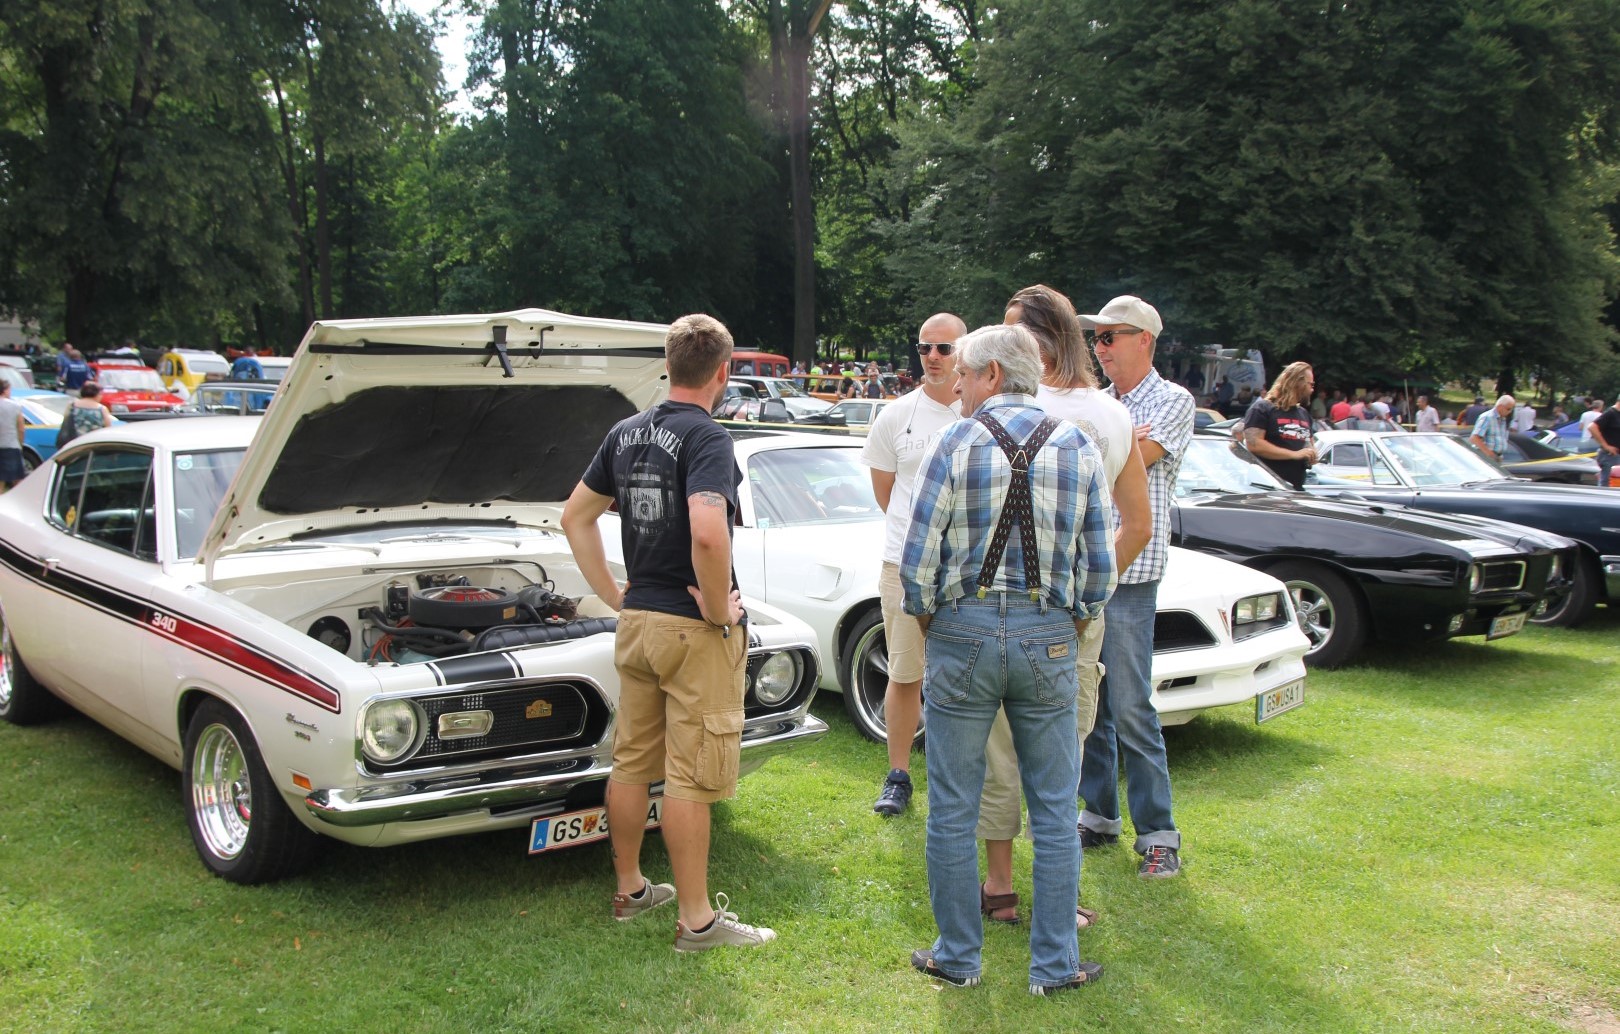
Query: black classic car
1173 435 1580 667
1311 430 1617 626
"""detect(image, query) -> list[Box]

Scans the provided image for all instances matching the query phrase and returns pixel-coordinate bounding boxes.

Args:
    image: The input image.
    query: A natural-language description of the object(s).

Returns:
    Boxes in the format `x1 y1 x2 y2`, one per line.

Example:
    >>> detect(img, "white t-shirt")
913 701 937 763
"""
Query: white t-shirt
0 397 20 450
1513 404 1535 432
1581 409 1602 437
1415 406 1440 432
1034 384 1134 485
861 388 962 564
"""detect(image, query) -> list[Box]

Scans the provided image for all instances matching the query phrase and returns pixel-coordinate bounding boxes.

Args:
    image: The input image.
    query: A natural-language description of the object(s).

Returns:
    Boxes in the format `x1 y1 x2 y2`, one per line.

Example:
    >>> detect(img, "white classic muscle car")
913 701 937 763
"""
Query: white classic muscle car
608 430 1310 741
0 310 826 883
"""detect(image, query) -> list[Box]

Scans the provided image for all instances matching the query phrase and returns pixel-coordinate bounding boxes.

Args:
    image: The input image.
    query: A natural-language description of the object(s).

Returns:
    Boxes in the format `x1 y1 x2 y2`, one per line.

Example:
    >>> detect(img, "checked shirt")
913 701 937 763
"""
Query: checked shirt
1106 368 1194 584
899 394 1116 621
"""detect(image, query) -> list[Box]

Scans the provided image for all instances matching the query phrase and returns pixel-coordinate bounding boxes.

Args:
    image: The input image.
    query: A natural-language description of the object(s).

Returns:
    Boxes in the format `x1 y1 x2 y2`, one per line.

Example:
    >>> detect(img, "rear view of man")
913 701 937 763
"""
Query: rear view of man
562 313 773 952
1590 398 1620 487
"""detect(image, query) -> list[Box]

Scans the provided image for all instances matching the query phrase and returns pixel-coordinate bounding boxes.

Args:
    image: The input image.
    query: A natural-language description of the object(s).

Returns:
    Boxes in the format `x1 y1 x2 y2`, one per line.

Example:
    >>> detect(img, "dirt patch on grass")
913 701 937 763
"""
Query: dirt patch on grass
1566 1003 1620 1034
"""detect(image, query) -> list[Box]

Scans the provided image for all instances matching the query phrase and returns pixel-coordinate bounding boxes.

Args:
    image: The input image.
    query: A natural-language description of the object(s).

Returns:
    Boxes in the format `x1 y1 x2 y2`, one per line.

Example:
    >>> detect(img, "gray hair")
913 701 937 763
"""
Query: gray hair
956 324 1043 396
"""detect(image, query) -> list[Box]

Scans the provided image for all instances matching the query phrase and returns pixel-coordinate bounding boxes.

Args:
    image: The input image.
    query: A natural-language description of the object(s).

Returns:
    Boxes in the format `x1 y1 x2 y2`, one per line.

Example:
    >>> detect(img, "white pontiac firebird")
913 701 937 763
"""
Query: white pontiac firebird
0 310 826 883
699 430 1311 741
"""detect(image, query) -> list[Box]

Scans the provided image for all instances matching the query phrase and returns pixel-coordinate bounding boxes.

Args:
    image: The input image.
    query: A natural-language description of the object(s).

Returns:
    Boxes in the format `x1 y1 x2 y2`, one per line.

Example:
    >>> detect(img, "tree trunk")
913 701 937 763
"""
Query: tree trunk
271 74 316 328
314 131 333 319
787 24 816 367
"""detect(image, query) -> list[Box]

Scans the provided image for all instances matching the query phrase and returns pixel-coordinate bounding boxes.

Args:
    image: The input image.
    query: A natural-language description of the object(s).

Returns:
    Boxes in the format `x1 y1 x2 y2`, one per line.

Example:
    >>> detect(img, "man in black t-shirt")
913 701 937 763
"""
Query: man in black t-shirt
1242 361 1318 490
562 314 774 952
1591 399 1620 487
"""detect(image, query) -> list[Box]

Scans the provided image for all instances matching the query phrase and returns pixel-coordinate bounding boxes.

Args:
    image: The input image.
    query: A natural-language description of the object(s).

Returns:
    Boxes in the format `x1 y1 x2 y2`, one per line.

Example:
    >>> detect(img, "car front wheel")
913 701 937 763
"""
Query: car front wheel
183 699 321 884
1270 562 1366 668
839 608 923 746
1530 554 1599 628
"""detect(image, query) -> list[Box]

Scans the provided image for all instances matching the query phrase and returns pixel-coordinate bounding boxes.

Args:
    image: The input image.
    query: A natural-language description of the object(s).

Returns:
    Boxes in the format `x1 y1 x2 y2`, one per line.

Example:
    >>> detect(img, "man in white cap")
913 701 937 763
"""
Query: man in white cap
1077 295 1192 878
1470 394 1515 464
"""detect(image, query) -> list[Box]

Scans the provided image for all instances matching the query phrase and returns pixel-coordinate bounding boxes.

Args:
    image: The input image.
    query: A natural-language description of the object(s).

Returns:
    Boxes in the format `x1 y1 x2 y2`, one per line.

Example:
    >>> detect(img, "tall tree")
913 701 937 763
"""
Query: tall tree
0 0 292 347
885 0 1620 389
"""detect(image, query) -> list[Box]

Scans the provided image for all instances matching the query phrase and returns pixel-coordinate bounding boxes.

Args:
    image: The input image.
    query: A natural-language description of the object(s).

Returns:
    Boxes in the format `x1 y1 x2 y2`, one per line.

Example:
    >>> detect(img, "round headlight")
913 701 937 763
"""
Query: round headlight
753 652 802 706
361 699 421 763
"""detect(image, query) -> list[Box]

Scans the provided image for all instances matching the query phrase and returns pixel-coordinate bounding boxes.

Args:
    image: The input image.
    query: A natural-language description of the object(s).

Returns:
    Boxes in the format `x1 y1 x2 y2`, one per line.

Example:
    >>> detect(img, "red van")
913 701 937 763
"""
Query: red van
730 350 791 379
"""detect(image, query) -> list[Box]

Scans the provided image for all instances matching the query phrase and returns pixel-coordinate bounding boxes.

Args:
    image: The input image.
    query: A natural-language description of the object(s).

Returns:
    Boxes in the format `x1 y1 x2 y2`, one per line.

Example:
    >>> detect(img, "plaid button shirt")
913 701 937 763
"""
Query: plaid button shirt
899 394 1116 620
1471 408 1510 455
1107 368 1194 584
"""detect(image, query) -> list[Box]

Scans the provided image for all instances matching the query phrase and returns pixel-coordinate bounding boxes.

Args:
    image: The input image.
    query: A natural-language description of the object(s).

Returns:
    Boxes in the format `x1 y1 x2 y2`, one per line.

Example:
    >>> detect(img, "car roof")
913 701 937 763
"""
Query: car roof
66 415 262 451
725 428 863 457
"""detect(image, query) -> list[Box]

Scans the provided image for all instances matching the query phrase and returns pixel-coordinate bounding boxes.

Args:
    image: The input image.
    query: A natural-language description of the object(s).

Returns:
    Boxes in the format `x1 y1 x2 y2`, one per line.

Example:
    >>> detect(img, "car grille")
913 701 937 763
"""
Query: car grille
1476 561 1527 592
379 680 611 771
1154 611 1217 652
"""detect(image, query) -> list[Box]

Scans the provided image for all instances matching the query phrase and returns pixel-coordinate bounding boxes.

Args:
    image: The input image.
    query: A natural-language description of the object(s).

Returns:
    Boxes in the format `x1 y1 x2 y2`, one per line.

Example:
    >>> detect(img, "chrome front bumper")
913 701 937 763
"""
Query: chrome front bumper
302 712 828 828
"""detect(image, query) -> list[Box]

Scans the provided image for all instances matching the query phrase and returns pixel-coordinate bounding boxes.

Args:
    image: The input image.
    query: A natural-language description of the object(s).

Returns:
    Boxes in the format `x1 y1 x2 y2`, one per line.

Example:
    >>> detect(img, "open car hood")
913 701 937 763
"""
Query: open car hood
199 309 669 566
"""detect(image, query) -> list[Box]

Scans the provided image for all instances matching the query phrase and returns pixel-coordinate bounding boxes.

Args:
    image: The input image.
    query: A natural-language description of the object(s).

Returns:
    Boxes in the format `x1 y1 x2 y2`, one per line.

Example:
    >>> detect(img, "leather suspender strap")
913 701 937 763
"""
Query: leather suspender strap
973 412 1062 600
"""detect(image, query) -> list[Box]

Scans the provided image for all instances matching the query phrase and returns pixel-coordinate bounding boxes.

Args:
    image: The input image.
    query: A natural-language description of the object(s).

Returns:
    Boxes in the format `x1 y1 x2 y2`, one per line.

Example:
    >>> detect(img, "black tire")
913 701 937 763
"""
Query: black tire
1269 561 1367 669
1 613 67 725
21 447 42 475
182 699 322 884
838 607 924 746
1530 554 1599 628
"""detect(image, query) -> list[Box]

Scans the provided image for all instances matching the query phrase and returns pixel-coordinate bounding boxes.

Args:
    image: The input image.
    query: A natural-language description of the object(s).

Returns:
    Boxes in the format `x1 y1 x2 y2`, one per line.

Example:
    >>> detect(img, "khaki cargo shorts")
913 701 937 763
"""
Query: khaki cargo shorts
611 608 747 804
879 561 926 685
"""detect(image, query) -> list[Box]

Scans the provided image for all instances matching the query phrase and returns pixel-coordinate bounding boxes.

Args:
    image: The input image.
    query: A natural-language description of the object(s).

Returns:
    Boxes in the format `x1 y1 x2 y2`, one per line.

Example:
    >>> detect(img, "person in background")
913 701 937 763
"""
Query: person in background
561 313 773 953
901 322 1115 994
1310 389 1328 421
1329 391 1351 423
1581 399 1605 439
1078 294 1192 879
977 284 1151 931
1470 394 1516 463
1242 362 1318 490
1513 398 1537 433
863 312 966 815
57 344 94 392
62 382 114 441
230 346 263 380
1414 395 1441 433
0 380 24 492
1588 398 1620 487
1459 395 1489 427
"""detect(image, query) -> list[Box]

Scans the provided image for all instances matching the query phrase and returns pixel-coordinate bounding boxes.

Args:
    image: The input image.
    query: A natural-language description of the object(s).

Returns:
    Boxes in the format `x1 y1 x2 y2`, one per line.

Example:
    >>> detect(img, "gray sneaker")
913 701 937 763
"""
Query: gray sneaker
673 893 777 952
612 880 676 921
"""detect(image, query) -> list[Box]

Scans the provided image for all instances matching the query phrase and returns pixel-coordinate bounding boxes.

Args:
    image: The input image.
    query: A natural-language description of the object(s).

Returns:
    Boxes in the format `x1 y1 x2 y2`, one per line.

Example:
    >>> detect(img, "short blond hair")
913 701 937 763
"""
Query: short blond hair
665 314 734 387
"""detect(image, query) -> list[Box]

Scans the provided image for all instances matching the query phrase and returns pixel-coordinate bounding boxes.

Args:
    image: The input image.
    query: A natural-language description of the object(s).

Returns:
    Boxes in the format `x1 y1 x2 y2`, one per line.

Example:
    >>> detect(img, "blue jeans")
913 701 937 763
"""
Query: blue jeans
1599 448 1617 487
1079 579 1180 853
922 595 1082 988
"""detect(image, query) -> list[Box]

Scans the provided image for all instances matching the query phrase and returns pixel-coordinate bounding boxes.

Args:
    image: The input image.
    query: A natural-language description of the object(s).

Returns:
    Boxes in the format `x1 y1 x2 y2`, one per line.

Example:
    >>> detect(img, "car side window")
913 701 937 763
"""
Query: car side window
50 448 158 561
1368 451 1399 485
1333 443 1368 468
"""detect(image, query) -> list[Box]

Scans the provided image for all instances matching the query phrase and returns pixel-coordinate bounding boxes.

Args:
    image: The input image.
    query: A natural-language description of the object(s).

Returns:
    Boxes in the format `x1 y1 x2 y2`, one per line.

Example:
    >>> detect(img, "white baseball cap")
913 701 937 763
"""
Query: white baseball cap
1077 295 1163 338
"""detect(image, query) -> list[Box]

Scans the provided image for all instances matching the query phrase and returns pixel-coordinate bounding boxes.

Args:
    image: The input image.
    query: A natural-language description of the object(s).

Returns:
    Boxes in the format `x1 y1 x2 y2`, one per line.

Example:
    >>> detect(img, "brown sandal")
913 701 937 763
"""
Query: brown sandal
1076 905 1099 929
980 883 1019 925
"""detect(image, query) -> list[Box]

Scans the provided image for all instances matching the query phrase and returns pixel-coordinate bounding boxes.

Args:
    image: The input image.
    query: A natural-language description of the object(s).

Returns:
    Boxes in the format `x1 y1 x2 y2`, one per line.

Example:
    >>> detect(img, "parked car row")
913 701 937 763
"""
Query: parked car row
1 311 1608 890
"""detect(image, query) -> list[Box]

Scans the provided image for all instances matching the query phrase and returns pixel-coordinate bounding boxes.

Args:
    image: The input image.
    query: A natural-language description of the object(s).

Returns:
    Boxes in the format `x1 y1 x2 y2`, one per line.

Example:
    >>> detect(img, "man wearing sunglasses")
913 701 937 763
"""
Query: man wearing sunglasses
861 313 966 815
1076 294 1192 879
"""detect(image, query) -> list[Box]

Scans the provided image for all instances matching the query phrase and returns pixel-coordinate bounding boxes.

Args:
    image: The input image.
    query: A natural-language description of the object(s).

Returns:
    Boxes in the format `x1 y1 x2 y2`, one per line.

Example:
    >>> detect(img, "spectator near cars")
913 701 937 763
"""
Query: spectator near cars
57 344 94 391
1414 395 1441 432
1241 362 1318 490
0 380 24 490
1590 399 1620 487
1470 394 1516 463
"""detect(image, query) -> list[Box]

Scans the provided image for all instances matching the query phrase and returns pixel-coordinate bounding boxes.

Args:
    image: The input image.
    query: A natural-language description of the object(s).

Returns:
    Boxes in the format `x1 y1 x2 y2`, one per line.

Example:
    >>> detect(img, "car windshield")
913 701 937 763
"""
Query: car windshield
1176 437 1292 496
182 353 231 375
766 379 811 399
22 395 70 421
98 367 168 392
1379 433 1505 487
172 448 246 558
747 447 883 526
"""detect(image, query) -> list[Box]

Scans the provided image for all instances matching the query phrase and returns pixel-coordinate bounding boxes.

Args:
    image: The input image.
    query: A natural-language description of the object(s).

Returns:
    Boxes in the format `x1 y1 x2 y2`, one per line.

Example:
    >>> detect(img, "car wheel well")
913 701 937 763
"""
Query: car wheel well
1255 558 1371 668
834 599 884 677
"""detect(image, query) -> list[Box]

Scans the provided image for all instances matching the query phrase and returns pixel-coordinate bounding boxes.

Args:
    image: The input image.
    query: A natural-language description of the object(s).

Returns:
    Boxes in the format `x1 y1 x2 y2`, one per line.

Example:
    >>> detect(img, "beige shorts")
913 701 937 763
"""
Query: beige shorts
879 561 926 685
976 613 1106 841
611 608 747 804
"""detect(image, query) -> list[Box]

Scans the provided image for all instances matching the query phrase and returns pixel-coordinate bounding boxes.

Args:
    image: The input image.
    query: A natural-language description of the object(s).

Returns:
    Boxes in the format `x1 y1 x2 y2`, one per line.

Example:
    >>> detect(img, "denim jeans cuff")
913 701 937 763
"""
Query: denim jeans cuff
1134 829 1181 853
1080 810 1123 836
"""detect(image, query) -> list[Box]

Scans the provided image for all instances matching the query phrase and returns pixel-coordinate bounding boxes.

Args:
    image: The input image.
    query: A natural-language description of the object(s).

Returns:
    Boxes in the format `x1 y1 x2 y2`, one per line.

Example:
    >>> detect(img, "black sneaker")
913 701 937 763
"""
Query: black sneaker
1030 961 1104 996
1139 845 1181 878
1078 824 1118 850
911 948 979 988
873 769 913 816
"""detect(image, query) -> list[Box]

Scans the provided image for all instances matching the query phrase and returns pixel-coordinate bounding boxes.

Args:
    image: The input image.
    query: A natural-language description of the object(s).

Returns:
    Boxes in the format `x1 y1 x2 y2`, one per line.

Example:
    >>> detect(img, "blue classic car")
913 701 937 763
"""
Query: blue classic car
1311 430 1617 626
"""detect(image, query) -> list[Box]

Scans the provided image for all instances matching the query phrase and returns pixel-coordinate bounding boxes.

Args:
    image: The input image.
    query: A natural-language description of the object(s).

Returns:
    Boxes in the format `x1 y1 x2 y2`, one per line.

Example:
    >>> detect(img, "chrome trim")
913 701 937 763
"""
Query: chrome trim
1603 556 1620 598
307 711 828 827
1472 559 1526 593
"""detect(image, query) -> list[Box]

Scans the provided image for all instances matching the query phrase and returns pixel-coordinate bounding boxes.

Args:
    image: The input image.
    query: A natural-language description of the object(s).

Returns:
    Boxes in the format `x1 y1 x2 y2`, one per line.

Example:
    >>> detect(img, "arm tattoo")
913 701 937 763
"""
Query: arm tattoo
693 491 728 509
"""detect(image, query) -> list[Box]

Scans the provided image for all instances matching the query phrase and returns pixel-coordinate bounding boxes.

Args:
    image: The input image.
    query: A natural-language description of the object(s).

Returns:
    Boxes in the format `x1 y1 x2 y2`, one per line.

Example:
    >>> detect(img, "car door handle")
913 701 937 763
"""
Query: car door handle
42 557 60 573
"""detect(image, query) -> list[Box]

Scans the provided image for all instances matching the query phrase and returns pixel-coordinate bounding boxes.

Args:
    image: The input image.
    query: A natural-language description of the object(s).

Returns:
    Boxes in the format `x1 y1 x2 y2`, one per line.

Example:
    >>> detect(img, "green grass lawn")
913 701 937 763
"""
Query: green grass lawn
3 616 1617 1033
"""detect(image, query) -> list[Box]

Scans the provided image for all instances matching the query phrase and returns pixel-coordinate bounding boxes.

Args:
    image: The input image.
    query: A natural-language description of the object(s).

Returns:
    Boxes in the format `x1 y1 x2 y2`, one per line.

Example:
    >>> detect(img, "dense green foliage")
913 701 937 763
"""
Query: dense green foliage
4 0 1620 392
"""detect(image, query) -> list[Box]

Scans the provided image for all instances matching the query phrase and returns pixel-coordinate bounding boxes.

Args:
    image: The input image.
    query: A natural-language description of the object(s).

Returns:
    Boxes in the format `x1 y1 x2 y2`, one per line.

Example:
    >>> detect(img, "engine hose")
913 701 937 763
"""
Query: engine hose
359 607 467 643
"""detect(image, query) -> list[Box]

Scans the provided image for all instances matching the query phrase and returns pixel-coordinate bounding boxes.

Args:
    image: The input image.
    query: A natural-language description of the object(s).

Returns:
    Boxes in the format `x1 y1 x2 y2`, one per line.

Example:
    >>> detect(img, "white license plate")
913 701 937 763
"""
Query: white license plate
1256 679 1305 723
1488 611 1528 640
528 798 662 855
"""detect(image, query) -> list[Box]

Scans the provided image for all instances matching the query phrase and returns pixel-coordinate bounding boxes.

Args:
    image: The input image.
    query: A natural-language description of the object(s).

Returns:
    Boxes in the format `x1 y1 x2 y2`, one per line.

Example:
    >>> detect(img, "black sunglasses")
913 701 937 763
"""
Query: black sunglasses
915 342 955 356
